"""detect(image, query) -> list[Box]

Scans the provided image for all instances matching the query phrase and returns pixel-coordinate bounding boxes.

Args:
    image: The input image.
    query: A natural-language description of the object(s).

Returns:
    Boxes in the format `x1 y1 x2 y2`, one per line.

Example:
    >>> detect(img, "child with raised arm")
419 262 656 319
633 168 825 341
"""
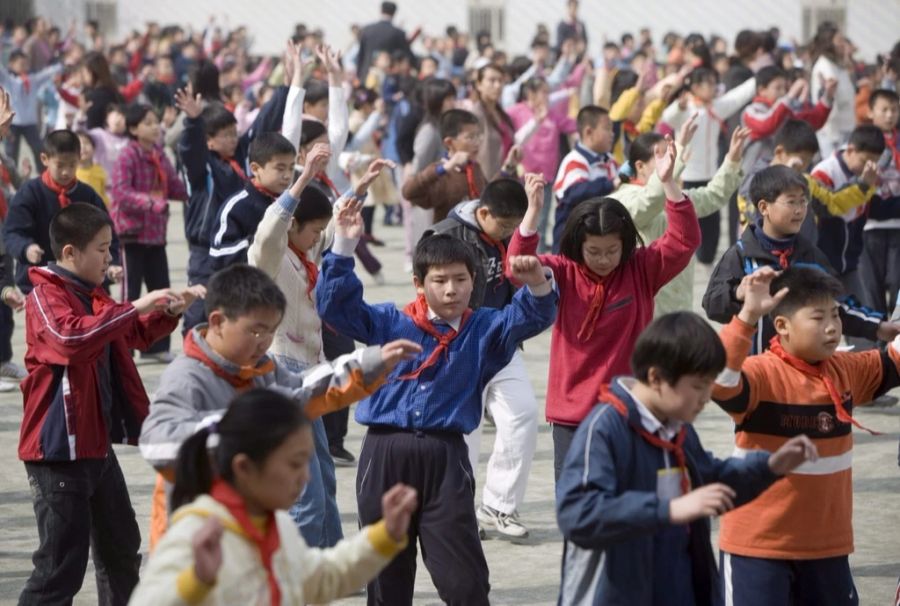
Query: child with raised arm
316 203 558 605
509 137 700 479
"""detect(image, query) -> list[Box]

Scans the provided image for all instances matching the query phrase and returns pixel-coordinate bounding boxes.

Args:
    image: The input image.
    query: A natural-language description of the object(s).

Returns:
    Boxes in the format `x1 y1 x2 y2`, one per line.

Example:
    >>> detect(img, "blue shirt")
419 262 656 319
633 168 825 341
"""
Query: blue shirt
316 251 558 434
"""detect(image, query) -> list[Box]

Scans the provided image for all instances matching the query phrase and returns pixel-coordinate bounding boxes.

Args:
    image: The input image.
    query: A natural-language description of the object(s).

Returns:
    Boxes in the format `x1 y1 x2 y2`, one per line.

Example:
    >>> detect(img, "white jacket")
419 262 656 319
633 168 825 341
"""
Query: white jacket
811 56 856 155
662 77 756 182
128 495 402 606
248 190 338 366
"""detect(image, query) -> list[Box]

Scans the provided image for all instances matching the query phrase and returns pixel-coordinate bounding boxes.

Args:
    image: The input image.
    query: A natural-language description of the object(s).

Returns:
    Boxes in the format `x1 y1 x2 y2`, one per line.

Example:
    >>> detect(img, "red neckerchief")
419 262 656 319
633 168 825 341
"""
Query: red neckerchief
464 162 480 199
623 120 640 139
768 336 880 435
397 295 472 381
0 162 11 220
288 241 318 299
20 72 30 94
41 170 75 207
225 157 247 181
183 328 275 392
629 177 647 187
751 95 775 107
692 96 726 133
478 232 507 286
600 385 691 494
209 480 282 606
885 128 900 171
251 179 279 201
576 265 610 341
316 172 340 198
145 147 168 192
771 247 793 269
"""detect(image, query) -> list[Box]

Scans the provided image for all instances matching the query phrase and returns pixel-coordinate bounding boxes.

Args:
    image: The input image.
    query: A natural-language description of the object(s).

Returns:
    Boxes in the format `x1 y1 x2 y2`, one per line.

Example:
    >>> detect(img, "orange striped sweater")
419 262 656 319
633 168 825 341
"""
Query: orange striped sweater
712 317 900 559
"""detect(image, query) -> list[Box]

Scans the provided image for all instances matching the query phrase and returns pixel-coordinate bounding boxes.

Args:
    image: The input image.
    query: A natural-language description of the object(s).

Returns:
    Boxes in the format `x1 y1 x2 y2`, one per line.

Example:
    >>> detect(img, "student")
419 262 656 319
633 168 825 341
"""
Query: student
130 388 418 606
316 206 558 605
76 131 108 206
703 165 898 354
422 176 540 537
552 105 617 253
509 137 700 480
556 311 818 606
402 108 517 223
712 265 900 606
0 49 63 166
17 203 201 604
109 103 188 363
3 129 123 293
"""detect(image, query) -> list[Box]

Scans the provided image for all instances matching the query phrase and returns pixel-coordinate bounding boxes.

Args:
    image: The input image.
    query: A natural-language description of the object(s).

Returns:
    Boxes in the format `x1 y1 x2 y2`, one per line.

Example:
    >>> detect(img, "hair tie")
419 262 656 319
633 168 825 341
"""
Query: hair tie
618 162 634 178
197 414 223 449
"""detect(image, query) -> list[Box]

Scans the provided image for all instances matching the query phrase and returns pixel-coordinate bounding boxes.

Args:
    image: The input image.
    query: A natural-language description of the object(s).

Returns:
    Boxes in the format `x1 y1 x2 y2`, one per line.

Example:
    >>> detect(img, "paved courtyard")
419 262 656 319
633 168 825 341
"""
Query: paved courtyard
0 213 898 605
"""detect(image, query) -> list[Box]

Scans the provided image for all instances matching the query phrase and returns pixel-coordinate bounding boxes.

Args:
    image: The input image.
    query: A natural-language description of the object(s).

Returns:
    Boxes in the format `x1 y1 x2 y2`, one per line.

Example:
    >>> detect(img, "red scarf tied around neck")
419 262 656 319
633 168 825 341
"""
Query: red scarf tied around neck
226 157 247 181
464 162 480 199
287 241 318 299
42 170 75 208
209 480 282 606
252 178 279 200
768 336 880 435
146 148 168 193
396 295 472 381
599 385 691 495
183 329 275 392
577 266 610 341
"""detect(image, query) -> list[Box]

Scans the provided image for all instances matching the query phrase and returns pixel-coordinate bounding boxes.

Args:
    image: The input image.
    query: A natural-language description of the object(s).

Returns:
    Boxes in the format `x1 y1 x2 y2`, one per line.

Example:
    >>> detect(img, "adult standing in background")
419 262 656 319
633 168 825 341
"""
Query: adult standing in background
556 0 588 53
811 21 856 156
357 2 411 85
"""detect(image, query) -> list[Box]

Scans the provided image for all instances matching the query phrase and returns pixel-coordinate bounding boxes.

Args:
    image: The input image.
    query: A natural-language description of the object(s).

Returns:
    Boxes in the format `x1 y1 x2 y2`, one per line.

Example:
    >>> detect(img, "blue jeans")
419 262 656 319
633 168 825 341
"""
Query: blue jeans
274 355 344 547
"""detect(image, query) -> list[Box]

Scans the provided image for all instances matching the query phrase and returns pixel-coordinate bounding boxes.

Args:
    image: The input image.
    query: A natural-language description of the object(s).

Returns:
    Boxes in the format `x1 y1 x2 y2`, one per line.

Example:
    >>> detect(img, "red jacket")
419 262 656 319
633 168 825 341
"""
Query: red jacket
508 198 700 425
19 266 179 462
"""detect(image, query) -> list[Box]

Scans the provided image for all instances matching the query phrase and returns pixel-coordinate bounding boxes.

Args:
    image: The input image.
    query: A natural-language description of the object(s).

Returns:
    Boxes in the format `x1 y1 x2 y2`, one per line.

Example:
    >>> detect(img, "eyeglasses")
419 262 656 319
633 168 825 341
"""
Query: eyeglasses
775 197 810 208
245 326 277 341
459 132 484 142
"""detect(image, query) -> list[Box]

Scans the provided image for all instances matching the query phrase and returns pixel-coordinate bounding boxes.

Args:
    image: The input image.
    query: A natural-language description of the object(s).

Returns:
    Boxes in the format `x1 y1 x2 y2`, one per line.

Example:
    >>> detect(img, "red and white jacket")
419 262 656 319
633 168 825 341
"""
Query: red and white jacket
19 266 178 462
741 94 831 141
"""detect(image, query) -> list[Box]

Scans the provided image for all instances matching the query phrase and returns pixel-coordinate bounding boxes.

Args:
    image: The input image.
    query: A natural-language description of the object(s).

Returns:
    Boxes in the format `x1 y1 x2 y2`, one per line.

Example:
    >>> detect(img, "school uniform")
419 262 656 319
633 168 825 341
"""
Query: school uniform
552 142 617 253
209 181 278 271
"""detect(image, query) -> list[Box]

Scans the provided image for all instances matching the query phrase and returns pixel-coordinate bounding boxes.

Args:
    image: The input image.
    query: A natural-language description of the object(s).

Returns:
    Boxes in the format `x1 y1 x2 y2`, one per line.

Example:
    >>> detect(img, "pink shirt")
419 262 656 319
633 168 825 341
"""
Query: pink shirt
508 100 577 181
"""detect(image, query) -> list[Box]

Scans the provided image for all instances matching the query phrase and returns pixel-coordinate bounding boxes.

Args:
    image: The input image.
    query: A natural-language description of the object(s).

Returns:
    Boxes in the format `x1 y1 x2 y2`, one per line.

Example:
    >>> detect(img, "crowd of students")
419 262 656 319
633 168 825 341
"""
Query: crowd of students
0 1 899 604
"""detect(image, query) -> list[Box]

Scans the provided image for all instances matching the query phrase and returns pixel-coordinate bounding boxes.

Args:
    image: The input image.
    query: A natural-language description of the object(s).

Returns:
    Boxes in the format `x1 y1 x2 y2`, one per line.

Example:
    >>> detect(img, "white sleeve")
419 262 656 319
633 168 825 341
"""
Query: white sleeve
282 85 306 148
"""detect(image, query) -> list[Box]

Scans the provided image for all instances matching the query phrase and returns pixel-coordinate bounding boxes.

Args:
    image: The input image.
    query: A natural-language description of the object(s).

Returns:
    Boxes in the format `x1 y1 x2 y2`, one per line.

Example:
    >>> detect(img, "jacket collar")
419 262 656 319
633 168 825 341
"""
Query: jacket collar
574 142 609 165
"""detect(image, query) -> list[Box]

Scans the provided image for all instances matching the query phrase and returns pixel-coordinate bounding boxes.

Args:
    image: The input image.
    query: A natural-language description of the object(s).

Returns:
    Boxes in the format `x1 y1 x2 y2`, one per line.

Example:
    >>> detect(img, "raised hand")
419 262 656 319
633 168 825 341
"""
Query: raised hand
315 44 344 84
669 483 737 524
381 483 419 542
787 77 807 101
508 255 548 288
0 87 15 140
726 127 752 164
26 243 45 265
191 516 224 585
768 434 818 475
737 266 790 325
860 160 878 188
655 135 677 184
442 150 469 173
380 339 423 371
334 198 365 240
676 112 699 149
524 172 546 211
132 288 177 315
502 144 522 172
356 158 397 196
174 82 203 119
305 142 332 175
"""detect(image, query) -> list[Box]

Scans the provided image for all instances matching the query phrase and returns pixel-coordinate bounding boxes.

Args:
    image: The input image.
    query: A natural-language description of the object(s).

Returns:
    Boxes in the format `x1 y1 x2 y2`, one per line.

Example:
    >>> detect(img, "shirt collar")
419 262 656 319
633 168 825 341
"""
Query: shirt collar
426 307 462 331
616 377 682 440
575 142 608 165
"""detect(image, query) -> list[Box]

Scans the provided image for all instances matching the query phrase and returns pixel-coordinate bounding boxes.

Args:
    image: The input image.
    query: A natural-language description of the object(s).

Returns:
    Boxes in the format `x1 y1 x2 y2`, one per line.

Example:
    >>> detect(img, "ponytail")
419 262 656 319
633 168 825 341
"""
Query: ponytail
620 132 665 184
171 427 216 510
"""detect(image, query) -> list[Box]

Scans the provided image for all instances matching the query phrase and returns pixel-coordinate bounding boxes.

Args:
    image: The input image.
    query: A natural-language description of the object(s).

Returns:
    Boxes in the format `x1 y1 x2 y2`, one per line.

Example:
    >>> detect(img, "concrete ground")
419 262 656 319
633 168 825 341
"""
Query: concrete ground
1 211 899 605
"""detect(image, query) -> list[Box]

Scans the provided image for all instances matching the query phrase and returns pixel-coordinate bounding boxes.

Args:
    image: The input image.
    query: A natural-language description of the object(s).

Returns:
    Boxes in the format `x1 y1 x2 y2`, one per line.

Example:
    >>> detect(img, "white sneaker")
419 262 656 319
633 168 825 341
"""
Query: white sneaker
0 361 26 380
0 378 18 392
476 504 529 538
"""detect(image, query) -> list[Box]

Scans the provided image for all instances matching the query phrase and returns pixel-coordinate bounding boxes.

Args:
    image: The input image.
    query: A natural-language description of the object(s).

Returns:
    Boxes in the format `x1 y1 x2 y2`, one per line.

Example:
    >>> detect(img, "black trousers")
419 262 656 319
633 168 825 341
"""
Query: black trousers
552 423 579 484
684 180 719 264
857 229 900 348
182 244 211 334
121 243 170 354
321 326 354 448
0 297 13 363
357 427 490 606
19 449 141 606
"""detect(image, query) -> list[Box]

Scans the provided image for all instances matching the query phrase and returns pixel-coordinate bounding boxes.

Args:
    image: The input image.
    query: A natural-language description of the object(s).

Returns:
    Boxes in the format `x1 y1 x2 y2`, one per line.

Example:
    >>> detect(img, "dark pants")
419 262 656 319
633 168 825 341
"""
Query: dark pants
0 298 13 363
19 449 141 606
722 552 858 606
321 326 354 448
183 244 211 333
552 423 578 484
857 229 900 345
4 124 43 168
684 180 719 263
362 205 375 236
357 427 490 606
355 240 382 276
121 243 170 354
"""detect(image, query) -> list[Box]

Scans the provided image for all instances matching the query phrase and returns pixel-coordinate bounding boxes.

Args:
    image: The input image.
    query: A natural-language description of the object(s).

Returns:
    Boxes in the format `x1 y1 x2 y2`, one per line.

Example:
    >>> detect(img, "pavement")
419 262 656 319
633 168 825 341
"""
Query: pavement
1 211 899 605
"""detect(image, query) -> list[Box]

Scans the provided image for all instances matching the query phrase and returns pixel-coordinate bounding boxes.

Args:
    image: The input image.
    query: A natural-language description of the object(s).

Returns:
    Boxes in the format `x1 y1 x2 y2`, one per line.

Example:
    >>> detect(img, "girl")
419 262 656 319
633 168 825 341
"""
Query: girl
130 388 417 606
661 66 756 263
467 63 516 178
109 103 187 363
507 138 700 481
810 21 856 156
80 51 124 129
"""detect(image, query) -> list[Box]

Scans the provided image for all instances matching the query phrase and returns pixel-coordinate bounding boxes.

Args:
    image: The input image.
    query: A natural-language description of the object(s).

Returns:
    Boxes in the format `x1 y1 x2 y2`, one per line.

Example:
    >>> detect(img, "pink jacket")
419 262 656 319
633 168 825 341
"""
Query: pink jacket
508 100 577 181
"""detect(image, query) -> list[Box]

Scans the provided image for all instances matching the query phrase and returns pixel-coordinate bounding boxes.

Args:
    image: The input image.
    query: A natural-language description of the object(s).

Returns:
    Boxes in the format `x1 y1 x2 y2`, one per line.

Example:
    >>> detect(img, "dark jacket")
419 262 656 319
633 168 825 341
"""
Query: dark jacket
702 223 882 352
85 86 124 130
357 18 410 83
208 182 276 271
556 378 778 606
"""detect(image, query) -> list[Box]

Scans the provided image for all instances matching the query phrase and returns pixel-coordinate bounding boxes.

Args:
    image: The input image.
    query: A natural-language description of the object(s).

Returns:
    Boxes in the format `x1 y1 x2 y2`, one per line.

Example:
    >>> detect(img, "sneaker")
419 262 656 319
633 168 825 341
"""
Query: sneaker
870 394 899 407
0 378 18 392
0 361 26 380
476 504 529 538
329 445 356 466
141 352 175 364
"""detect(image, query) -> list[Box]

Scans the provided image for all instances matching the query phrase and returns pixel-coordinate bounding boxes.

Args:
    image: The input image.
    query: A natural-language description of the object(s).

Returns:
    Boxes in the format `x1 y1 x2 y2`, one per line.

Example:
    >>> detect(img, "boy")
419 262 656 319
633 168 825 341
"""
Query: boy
76 131 108 206
401 108 491 223
18 203 201 604
209 132 297 270
316 206 558 605
704 165 894 354
3 129 122 293
422 175 539 537
552 105 617 253
139 264 419 547
0 50 63 166
556 311 817 605
713 265 900 605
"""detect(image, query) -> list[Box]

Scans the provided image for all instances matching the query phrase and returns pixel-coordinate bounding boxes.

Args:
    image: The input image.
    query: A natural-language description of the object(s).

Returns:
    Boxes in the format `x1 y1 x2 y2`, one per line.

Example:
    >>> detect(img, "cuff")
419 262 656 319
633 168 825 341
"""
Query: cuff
367 520 408 558
331 234 358 257
518 225 537 238
525 268 555 297
176 566 215 604
435 163 447 177
275 189 300 218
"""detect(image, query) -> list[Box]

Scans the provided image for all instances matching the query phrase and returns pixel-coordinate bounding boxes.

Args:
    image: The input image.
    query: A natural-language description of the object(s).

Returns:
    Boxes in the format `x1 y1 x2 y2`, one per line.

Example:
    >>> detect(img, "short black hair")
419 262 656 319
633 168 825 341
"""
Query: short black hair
413 233 476 282
749 165 809 208
869 88 900 109
200 103 237 138
478 178 528 218
43 130 81 157
848 124 886 155
558 197 643 265
439 109 480 140
756 65 787 89
381 1 397 16
293 184 333 225
249 132 296 166
124 103 155 139
610 70 639 105
769 266 844 319
686 67 718 87
9 49 26 63
205 264 287 319
776 119 819 155
576 105 609 136
303 78 329 106
631 312 726 384
299 119 328 148
49 203 113 257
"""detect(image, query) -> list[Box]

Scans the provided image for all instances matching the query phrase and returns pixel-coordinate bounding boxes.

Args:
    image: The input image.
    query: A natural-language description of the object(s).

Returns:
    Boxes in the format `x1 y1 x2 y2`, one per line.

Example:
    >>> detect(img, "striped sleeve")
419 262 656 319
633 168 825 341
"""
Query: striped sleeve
713 316 759 421
742 99 792 141
292 345 388 419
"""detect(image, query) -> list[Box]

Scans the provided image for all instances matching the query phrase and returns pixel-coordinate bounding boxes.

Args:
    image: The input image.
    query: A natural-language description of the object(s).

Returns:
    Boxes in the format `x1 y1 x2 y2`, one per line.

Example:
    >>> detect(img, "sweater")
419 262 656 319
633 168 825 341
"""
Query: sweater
553 142 617 210
507 99 577 181
128 494 403 605
713 317 900 559
401 158 488 223
0 63 63 126
76 164 108 206
508 197 700 425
